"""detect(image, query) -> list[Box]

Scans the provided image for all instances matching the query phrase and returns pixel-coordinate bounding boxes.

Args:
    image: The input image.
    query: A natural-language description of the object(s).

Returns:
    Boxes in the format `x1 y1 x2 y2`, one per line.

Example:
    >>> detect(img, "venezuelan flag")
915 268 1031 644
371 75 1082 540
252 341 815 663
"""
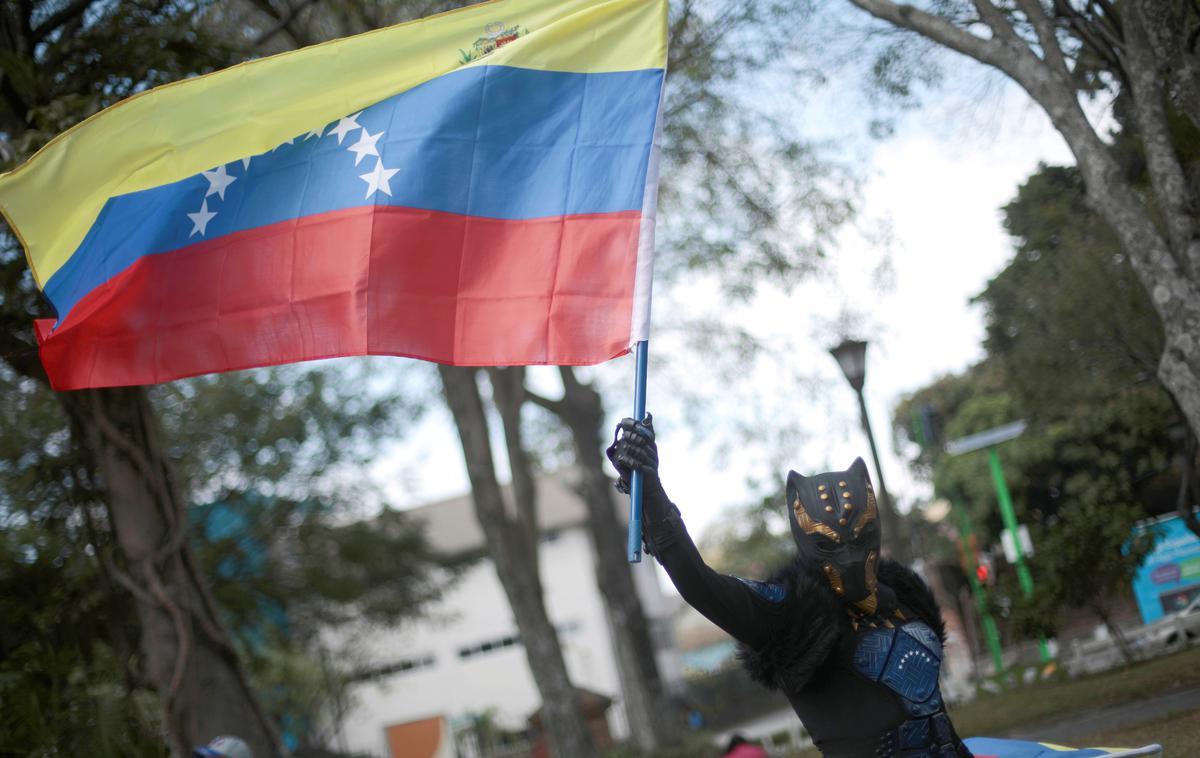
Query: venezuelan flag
964 737 1164 757
0 0 666 390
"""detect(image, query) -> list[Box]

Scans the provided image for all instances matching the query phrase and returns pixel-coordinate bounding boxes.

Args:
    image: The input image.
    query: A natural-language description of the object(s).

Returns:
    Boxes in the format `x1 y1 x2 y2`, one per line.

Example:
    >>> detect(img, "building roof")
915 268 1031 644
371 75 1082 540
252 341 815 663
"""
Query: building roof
406 468 605 554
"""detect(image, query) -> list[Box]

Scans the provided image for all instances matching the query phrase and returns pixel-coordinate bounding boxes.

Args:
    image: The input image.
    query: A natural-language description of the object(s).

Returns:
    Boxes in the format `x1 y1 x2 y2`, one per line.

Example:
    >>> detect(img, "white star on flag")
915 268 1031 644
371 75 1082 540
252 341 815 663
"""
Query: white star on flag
241 156 252 170
187 199 218 237
348 129 383 166
304 124 326 140
202 165 237 200
329 112 362 144
272 137 294 152
360 160 399 199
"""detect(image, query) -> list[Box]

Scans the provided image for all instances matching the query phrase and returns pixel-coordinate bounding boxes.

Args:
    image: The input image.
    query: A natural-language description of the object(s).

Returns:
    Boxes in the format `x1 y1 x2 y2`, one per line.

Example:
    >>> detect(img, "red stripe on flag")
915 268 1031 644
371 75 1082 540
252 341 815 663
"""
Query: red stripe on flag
36 205 641 389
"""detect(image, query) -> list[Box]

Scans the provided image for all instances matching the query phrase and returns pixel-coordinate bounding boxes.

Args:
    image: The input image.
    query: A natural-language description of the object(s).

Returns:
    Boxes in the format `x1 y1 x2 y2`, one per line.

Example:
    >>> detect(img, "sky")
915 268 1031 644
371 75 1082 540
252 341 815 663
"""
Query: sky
366 35 1078 555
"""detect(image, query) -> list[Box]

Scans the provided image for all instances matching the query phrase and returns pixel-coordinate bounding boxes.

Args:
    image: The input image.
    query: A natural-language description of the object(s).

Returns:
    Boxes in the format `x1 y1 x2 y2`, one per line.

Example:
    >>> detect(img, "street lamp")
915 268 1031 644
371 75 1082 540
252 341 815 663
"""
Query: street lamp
829 339 907 562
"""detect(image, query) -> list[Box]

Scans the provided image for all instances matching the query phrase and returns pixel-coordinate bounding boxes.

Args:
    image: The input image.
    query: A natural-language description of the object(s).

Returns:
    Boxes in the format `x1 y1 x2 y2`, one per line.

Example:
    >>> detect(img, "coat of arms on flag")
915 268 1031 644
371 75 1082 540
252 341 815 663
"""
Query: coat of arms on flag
459 21 528 65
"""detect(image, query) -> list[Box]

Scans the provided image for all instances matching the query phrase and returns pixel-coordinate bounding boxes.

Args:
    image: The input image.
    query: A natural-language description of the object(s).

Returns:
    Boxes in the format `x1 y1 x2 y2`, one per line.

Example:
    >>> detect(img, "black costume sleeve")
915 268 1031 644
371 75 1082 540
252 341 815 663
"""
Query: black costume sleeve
640 475 785 650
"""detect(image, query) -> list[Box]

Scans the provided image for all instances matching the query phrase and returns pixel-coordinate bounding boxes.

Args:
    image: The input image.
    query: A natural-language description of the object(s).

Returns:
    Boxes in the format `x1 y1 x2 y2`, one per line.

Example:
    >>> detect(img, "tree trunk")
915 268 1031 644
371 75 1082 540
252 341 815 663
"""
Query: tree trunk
438 366 597 758
528 367 681 750
65 387 282 757
1091 603 1137 665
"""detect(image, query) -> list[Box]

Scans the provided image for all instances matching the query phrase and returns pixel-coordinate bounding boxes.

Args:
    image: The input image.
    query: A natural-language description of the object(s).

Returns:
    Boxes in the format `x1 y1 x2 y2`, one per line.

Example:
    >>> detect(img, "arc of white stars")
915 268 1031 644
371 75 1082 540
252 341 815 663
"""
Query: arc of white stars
360 159 399 199
202 165 237 200
329 112 362 144
304 124 326 141
348 128 382 166
188 199 217 237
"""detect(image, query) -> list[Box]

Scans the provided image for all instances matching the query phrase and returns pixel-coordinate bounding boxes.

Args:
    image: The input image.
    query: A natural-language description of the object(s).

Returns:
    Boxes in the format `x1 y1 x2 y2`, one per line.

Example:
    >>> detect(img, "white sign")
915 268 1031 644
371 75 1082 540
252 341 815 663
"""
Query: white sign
1001 524 1034 563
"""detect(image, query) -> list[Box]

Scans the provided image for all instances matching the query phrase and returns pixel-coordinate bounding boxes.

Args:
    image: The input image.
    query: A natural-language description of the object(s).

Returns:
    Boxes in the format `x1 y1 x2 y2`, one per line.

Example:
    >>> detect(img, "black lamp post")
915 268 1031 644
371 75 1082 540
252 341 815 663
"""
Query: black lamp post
829 339 907 562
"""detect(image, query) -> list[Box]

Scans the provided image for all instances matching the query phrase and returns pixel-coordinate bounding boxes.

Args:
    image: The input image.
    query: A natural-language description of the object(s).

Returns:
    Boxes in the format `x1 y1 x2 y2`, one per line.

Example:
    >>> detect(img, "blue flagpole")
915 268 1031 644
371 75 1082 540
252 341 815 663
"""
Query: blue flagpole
627 340 649 563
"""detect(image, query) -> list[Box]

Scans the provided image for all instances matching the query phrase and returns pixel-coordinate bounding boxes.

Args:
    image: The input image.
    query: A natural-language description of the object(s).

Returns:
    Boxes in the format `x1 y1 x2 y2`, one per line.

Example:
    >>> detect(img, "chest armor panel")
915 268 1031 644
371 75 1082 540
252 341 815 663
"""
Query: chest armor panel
853 619 943 715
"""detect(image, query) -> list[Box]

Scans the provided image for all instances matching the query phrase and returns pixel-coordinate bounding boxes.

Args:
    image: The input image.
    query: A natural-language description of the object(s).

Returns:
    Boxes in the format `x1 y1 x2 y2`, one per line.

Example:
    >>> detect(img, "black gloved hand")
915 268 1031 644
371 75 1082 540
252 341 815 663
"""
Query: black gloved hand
605 413 658 494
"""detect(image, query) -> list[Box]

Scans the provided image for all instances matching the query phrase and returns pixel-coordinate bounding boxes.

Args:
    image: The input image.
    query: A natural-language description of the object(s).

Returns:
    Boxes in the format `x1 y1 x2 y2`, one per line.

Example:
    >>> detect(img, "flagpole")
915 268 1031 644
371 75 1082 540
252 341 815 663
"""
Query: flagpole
626 340 650 563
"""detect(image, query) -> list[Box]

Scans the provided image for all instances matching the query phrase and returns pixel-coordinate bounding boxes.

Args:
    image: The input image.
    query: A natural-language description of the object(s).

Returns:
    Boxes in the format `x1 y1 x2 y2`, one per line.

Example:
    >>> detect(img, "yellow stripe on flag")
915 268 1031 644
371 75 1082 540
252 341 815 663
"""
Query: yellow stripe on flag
0 0 668 289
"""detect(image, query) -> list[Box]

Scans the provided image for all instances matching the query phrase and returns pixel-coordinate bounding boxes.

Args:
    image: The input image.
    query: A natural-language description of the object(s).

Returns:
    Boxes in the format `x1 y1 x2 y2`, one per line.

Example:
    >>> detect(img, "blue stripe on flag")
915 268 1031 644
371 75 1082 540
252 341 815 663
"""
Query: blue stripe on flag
44 65 663 323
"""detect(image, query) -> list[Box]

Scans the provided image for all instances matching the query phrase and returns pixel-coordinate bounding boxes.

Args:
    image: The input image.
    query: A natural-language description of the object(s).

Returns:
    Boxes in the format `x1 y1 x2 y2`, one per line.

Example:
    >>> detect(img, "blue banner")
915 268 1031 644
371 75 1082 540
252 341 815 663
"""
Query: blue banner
1131 511 1200 624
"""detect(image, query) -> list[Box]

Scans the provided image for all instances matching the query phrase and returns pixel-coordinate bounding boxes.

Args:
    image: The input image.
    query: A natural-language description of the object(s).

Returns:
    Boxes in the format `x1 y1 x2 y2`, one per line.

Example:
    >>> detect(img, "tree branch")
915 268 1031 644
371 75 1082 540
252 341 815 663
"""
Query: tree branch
29 0 95 44
486 366 540 573
525 387 567 417
1053 0 1125 77
247 0 319 50
971 0 1023 46
1016 0 1072 79
846 0 1014 69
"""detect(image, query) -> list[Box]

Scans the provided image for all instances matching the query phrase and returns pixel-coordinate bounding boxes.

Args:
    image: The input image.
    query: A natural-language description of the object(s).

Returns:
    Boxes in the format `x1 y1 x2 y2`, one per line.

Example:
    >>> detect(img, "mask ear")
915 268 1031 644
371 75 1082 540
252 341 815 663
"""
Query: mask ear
786 470 806 508
849 457 871 484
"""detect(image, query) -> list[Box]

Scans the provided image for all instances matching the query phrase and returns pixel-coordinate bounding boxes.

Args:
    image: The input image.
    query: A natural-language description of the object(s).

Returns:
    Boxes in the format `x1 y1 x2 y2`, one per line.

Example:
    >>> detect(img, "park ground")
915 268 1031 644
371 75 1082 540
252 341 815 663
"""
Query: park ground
951 646 1200 754
711 646 1200 757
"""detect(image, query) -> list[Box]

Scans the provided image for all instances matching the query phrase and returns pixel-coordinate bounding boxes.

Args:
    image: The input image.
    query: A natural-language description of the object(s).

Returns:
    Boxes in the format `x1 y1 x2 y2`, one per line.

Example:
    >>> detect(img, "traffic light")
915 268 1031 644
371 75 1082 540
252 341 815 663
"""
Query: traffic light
975 553 996 586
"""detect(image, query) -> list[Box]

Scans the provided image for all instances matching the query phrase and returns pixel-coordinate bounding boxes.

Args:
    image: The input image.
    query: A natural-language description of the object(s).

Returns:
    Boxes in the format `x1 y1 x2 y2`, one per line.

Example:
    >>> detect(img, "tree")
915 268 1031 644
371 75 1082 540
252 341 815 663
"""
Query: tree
524 368 683 750
439 366 597 758
892 160 1186 650
844 0 1200 457
982 163 1199 536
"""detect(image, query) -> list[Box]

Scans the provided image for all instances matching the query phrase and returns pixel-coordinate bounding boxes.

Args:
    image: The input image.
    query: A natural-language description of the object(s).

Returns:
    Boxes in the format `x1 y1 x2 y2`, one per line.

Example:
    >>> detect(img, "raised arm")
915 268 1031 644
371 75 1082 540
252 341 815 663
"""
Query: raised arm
607 416 785 649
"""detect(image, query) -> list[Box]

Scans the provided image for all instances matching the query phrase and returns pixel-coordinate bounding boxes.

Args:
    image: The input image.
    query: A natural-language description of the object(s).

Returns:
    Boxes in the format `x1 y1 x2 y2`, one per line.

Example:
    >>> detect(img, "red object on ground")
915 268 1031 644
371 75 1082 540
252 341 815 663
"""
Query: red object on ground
722 743 768 758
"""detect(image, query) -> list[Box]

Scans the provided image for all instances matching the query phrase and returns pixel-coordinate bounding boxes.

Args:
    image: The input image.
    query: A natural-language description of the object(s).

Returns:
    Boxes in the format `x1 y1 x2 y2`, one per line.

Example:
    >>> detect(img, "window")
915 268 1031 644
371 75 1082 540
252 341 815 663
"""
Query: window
458 633 522 659
353 654 436 682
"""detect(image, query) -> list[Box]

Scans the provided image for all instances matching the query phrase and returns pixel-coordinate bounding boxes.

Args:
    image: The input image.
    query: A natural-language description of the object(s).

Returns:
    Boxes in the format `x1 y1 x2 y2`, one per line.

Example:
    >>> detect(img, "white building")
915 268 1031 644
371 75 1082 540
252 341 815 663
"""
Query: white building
332 470 682 758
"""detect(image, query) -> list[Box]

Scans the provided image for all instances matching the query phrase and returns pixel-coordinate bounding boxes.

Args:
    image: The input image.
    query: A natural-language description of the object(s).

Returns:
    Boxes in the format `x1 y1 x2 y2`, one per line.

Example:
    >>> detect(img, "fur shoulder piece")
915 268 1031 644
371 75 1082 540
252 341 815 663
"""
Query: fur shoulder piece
878 558 947 644
735 558 845 693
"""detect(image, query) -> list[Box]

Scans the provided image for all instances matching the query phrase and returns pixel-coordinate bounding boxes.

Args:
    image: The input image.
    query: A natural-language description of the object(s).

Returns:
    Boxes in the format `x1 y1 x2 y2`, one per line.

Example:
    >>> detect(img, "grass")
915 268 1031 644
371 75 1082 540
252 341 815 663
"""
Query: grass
1074 707 1200 755
949 645 1200 739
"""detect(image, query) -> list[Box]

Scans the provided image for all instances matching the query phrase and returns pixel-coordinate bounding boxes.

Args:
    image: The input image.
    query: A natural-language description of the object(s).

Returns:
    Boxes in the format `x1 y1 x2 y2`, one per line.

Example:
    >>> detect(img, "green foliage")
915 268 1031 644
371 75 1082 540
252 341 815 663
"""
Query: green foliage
151 362 428 502
980 165 1164 413
0 361 167 754
1013 500 1156 639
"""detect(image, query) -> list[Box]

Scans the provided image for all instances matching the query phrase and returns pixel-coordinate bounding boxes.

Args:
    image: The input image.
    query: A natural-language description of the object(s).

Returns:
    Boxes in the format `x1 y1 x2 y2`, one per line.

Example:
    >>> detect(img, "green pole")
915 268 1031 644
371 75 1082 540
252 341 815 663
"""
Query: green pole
955 504 1006 678
987 448 1051 663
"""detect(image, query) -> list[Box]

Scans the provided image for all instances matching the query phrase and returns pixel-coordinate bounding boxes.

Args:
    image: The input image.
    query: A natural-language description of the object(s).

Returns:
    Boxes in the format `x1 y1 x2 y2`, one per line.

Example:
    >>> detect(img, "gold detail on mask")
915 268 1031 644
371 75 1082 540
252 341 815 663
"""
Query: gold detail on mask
865 551 878 594
844 503 853 511
825 505 834 513
818 484 827 492
838 481 847 487
793 497 840 542
842 491 852 498
838 517 847 526
820 493 829 500
853 485 878 538
823 563 845 595
853 592 877 615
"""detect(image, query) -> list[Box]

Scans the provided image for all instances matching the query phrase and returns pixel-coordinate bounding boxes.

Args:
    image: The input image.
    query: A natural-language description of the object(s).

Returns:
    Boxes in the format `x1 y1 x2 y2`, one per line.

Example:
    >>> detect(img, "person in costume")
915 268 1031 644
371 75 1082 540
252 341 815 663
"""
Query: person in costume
608 415 972 758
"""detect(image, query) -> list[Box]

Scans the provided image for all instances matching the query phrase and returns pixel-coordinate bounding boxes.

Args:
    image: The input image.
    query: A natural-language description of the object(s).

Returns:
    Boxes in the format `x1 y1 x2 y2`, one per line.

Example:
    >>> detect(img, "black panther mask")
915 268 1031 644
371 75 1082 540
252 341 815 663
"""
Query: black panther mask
786 458 883 612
